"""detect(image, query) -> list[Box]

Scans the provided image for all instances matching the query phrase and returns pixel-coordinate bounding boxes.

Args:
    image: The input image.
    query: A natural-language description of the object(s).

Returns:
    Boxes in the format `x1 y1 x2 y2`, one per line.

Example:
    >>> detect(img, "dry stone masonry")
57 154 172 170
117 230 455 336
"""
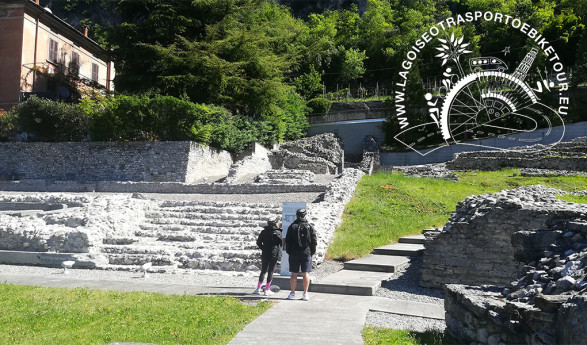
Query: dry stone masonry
269 133 344 174
254 169 316 184
446 137 587 172
224 143 273 184
422 186 587 345
0 168 363 273
421 185 586 288
381 163 459 181
0 141 233 183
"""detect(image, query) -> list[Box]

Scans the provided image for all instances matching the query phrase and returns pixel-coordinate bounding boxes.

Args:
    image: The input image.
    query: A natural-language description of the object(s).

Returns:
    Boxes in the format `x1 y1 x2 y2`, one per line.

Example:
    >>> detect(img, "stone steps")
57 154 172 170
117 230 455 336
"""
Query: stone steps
99 264 180 273
159 200 280 209
311 270 394 295
102 240 258 254
143 219 269 228
311 234 426 296
343 255 411 273
145 211 280 221
398 234 426 245
155 205 280 213
156 232 257 243
131 230 257 243
137 224 261 234
95 200 277 271
372 243 425 256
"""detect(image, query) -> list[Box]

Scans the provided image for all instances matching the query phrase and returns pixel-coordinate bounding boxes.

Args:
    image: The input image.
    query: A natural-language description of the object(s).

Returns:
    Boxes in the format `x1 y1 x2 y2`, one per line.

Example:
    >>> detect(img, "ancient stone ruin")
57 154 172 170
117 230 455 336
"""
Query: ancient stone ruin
0 169 363 272
446 137 587 172
0 133 359 273
268 133 344 174
421 185 586 345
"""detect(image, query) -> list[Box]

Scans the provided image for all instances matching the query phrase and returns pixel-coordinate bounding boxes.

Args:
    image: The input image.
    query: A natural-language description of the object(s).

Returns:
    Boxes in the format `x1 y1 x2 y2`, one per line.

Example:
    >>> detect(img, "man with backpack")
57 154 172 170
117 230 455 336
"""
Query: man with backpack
285 208 317 301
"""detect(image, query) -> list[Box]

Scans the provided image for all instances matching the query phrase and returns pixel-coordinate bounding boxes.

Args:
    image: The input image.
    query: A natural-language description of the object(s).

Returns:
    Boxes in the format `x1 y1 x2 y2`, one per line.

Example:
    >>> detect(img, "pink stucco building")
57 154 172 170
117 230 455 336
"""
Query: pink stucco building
0 0 114 111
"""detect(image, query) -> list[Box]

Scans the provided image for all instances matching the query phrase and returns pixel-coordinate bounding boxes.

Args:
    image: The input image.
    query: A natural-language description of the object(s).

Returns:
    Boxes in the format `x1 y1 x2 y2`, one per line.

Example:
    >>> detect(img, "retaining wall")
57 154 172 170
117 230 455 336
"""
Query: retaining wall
0 141 233 183
307 119 386 155
421 186 587 289
445 285 587 345
380 121 586 166
0 180 328 194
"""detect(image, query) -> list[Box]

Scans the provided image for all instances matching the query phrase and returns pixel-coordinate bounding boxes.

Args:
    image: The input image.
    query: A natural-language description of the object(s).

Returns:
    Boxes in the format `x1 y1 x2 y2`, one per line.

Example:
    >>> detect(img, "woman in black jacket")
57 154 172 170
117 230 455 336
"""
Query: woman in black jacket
253 219 283 296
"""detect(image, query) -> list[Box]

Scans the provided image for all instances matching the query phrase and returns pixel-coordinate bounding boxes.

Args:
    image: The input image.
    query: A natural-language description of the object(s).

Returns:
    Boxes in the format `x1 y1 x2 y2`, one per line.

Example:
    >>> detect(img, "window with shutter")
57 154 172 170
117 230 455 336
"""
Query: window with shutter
70 51 80 76
48 39 58 62
92 63 99 82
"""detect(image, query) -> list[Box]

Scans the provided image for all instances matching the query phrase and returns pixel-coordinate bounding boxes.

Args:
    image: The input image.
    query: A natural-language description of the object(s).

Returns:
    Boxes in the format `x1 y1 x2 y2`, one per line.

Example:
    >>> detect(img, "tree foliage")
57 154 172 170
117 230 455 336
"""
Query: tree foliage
29 0 587 150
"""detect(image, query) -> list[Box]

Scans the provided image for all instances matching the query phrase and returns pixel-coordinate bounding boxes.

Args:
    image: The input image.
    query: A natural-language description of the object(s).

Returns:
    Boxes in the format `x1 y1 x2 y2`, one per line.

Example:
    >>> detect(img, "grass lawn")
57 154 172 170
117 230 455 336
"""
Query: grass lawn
362 326 460 345
0 284 270 345
326 169 587 261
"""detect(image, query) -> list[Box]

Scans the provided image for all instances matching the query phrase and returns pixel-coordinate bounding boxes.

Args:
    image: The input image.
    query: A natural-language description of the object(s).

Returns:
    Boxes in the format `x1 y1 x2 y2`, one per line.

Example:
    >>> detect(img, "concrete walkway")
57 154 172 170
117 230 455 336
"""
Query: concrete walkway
0 271 444 345
229 293 372 345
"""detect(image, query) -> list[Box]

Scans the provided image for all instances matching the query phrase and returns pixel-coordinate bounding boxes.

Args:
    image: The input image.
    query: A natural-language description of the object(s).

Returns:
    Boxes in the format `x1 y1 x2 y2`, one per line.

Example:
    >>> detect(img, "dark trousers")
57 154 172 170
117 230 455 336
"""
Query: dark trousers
259 256 278 283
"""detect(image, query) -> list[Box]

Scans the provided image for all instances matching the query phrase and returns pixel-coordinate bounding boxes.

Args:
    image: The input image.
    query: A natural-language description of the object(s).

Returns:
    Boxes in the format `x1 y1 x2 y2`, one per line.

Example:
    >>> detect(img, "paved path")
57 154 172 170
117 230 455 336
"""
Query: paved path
0 271 444 344
229 293 372 345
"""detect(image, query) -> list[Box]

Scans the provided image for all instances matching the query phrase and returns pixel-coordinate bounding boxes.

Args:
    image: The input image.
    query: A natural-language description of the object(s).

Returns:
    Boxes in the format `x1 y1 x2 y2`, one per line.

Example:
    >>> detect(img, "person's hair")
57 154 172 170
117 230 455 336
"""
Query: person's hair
296 209 307 218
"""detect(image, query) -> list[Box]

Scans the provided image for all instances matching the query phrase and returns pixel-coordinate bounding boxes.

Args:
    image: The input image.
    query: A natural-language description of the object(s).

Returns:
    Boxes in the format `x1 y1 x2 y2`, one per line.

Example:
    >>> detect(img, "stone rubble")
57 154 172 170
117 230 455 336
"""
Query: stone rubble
446 137 587 171
254 169 316 184
269 133 344 174
422 185 587 345
520 168 587 177
0 168 363 273
383 163 459 181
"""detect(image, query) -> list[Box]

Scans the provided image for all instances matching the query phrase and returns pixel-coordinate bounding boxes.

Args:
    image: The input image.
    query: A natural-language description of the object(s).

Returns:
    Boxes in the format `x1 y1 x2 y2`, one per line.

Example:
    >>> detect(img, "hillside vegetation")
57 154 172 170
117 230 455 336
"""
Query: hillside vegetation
10 0 583 150
327 169 587 260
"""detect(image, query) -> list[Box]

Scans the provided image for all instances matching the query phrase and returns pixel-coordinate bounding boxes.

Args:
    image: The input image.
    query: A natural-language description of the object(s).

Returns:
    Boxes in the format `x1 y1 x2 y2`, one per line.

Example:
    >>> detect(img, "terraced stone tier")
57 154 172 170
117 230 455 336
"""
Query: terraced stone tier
0 168 365 273
97 201 281 271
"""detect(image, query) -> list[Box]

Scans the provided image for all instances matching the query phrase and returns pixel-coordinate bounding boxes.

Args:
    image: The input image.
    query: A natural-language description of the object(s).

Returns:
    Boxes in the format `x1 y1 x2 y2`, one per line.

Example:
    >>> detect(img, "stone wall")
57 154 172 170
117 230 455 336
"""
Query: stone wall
425 186 587 345
445 285 587 345
0 168 364 271
306 101 390 124
185 143 233 183
307 119 386 155
269 133 344 174
380 121 586 166
0 141 233 183
421 186 586 289
0 180 328 194
446 137 587 171
224 143 272 184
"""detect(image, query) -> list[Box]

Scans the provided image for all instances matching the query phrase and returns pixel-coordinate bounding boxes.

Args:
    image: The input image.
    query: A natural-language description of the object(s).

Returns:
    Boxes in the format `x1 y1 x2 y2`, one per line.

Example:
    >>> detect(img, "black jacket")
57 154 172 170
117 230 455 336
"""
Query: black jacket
285 218 317 256
257 226 283 260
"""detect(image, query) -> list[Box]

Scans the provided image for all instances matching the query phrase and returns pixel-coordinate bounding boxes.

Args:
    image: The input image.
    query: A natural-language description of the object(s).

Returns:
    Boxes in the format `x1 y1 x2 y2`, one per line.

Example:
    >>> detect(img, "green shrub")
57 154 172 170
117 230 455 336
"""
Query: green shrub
15 96 90 141
86 95 154 141
306 97 332 115
0 110 17 141
6 93 309 153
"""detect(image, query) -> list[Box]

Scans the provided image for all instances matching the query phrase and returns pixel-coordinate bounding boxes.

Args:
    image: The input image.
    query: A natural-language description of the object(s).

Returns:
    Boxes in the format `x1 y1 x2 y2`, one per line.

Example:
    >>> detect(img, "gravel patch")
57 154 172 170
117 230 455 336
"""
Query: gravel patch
312 260 344 280
365 311 446 333
0 259 343 288
374 257 445 305
366 256 447 332
0 191 325 205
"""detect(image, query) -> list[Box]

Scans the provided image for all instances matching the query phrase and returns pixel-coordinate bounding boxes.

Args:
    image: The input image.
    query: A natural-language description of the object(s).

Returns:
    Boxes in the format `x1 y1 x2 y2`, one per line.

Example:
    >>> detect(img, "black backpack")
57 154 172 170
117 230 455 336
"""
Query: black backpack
296 222 311 249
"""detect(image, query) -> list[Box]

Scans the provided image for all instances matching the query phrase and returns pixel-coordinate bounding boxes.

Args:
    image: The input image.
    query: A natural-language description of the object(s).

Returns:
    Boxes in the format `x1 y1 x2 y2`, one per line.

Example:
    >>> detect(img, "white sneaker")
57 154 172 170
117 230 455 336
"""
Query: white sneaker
287 292 296 300
252 288 261 295
302 293 309 301
264 289 274 296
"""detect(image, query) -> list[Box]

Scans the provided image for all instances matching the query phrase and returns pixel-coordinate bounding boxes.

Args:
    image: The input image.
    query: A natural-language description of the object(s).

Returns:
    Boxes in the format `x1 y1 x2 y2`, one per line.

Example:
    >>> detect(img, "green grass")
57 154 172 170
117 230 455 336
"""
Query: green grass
557 193 587 204
362 326 460 345
326 169 587 260
0 284 271 345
